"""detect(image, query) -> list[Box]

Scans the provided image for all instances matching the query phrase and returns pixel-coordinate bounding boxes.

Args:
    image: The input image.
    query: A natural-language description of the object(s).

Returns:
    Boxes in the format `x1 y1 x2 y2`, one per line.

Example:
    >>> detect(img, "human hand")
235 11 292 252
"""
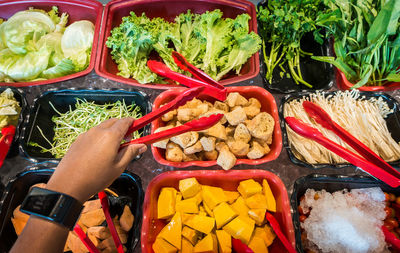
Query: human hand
46 118 146 202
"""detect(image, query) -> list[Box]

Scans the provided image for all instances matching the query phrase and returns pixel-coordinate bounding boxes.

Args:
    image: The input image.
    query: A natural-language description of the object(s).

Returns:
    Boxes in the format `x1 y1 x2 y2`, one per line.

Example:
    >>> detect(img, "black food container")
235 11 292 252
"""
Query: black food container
280 91 400 169
20 89 151 162
257 1 334 93
0 167 144 253
291 174 398 253
0 87 28 158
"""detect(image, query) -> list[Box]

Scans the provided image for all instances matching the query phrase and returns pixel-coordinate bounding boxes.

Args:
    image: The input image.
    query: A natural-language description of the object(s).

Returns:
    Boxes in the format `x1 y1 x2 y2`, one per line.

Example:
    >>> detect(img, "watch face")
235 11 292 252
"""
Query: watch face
21 187 60 217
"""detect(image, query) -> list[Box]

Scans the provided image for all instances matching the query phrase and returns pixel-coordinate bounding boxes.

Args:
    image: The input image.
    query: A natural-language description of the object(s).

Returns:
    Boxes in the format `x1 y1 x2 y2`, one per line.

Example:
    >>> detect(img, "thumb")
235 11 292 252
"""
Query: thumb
115 144 147 169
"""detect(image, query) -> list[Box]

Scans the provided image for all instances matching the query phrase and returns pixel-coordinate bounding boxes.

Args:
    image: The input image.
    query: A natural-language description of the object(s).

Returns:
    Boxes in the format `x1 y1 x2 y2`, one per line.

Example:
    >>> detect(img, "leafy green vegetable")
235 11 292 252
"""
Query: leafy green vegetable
61 20 94 71
257 0 336 88
0 7 94 83
106 10 261 84
30 99 142 158
312 0 400 87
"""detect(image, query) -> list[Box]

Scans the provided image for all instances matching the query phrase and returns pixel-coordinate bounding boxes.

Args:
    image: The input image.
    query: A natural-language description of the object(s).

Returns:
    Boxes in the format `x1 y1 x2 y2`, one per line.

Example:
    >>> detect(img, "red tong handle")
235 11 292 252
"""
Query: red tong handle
121 114 223 149
74 224 101 253
124 86 204 138
382 225 400 251
147 60 227 101
99 191 124 253
265 213 297 253
303 101 400 179
0 125 16 168
232 238 254 253
285 117 400 188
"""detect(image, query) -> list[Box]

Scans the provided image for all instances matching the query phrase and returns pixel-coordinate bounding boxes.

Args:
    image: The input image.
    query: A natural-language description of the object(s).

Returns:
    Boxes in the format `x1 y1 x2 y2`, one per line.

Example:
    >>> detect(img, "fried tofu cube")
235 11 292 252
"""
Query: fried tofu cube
179 177 202 199
177 108 196 122
214 101 229 112
81 199 101 214
223 216 255 245
245 193 268 209
216 230 231 253
184 141 203 155
224 191 240 204
183 153 199 162
152 238 177 253
213 202 238 229
119 205 134 231
87 226 111 240
217 146 237 170
255 138 271 154
182 226 200 245
176 198 199 214
158 212 182 250
194 103 209 117
186 98 203 108
255 225 276 247
248 236 269 253
158 187 177 219
153 125 174 149
200 109 227 125
170 131 199 149
234 123 251 143
215 142 228 152
247 141 265 160
68 232 89 253
200 137 216 152
204 150 218 160
204 122 227 140
247 112 274 141
226 92 248 107
166 142 184 162
237 179 262 198
248 208 266 226
230 197 249 217
194 234 218 253
227 138 250 157
225 107 247 126
262 179 276 212
202 185 228 209
162 109 177 122
80 208 105 227
244 106 260 119
184 215 215 234
247 98 261 109
182 238 195 253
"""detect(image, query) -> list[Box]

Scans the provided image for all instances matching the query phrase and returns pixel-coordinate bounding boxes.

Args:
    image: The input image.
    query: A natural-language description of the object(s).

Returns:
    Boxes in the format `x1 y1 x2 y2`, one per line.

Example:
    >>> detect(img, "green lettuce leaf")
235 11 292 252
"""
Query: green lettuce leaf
41 58 75 79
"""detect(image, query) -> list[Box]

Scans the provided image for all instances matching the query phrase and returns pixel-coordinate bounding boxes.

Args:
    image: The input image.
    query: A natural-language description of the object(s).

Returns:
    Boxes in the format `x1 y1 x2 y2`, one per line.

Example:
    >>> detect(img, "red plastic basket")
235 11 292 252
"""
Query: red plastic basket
0 0 103 87
95 0 260 89
336 68 400 91
141 170 295 253
151 86 282 168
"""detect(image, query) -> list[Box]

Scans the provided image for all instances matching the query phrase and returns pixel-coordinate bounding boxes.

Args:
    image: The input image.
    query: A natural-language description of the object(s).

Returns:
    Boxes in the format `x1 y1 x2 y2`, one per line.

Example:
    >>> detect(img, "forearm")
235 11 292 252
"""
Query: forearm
10 216 69 253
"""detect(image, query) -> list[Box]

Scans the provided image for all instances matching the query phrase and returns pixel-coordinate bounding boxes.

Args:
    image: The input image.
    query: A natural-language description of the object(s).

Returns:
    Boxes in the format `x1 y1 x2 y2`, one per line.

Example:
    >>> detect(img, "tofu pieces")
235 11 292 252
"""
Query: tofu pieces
166 142 184 162
234 123 251 143
225 107 247 126
217 146 237 170
200 137 216 152
247 112 275 141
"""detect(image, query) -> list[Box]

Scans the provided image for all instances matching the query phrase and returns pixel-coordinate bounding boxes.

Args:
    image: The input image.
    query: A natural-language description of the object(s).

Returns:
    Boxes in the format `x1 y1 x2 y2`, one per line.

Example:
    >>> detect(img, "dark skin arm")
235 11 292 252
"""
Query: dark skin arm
10 118 146 253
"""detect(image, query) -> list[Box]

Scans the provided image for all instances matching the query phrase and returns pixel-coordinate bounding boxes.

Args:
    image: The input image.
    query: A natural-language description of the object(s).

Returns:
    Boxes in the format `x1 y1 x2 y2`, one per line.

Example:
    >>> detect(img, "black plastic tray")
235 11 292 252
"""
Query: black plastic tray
0 167 144 253
279 91 400 169
20 89 151 162
256 1 334 94
0 87 28 158
291 174 399 253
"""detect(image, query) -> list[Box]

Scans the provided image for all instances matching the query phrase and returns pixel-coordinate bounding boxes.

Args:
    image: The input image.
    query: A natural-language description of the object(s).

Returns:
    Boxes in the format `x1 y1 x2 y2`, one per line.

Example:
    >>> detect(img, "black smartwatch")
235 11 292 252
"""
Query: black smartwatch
20 187 83 230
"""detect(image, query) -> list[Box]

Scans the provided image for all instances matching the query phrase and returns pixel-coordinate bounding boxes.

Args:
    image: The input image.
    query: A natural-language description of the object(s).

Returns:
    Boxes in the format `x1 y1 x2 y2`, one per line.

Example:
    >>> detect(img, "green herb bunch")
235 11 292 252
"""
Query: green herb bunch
312 0 400 87
30 99 142 158
257 0 336 88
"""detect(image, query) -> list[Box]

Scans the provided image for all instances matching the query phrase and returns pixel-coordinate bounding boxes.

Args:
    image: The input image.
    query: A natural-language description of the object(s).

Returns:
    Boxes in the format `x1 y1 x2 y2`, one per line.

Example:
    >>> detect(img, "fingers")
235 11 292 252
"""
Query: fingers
109 118 135 139
115 144 147 169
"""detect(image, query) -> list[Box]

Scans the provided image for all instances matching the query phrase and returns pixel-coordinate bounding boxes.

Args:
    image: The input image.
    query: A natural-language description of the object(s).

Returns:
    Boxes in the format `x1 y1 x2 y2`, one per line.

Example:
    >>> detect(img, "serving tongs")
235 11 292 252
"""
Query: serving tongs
74 191 124 253
147 51 227 101
122 86 223 149
0 125 16 168
284 101 400 188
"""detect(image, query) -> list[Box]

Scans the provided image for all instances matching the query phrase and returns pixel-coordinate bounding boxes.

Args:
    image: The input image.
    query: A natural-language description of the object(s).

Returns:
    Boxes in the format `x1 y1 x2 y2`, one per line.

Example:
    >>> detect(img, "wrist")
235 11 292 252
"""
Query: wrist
46 179 87 203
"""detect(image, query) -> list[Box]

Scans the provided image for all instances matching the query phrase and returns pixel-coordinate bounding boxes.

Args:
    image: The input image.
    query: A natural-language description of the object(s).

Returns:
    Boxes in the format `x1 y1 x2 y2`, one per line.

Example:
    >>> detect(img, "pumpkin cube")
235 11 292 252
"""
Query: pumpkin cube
248 236 269 253
262 179 276 212
158 212 182 250
224 190 240 204
194 234 218 253
176 198 199 214
230 197 249 217
245 193 267 209
216 230 231 253
255 225 276 247
223 216 255 244
182 238 195 253
237 179 262 198
179 178 202 199
152 238 177 253
248 209 266 226
182 226 200 245
158 187 177 219
202 186 227 210
213 202 238 229
184 215 215 234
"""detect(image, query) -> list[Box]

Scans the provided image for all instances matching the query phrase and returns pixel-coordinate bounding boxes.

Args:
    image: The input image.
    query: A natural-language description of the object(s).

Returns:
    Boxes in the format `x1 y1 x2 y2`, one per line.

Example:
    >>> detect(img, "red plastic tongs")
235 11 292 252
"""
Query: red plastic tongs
284 101 400 188
121 86 224 149
147 51 227 101
0 125 16 168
